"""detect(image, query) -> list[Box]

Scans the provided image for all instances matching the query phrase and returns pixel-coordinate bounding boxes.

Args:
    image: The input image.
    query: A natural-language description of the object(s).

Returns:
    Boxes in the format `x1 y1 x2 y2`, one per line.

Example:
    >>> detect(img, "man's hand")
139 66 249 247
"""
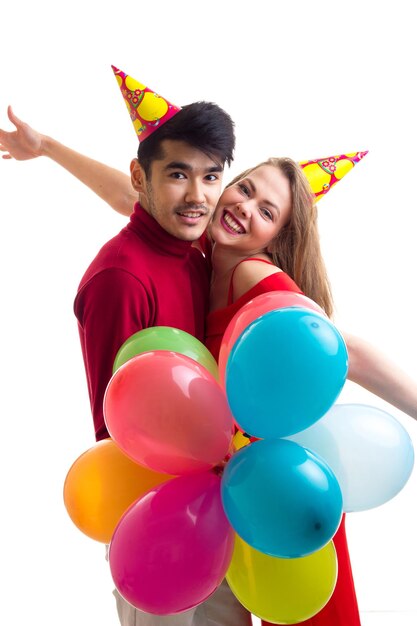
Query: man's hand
0 106 135 215
0 106 43 160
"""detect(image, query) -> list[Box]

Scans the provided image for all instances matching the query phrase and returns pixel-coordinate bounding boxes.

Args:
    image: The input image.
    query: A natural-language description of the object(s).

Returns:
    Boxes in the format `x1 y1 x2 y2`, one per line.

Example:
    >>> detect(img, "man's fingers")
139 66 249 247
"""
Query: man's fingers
7 105 22 128
0 143 12 158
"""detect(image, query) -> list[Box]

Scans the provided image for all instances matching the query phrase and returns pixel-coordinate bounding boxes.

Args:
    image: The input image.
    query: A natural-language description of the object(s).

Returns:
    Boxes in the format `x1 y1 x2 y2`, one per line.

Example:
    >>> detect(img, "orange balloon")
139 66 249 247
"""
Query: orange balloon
63 439 173 543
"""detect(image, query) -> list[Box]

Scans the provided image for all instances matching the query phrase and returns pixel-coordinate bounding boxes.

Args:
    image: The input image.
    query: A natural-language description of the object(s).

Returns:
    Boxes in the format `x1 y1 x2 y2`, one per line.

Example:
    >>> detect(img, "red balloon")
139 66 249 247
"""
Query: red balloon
104 351 234 475
218 291 326 385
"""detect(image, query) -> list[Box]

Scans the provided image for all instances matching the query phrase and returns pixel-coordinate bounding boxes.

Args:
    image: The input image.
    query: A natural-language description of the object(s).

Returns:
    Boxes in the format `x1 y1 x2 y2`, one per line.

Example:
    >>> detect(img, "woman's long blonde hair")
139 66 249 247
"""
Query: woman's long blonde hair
226 157 334 318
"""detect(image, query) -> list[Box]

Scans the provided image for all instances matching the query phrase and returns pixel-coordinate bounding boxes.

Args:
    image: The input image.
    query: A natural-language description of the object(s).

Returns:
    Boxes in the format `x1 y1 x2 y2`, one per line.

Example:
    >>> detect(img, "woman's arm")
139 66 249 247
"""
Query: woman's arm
344 331 417 421
0 106 135 216
230 263 417 420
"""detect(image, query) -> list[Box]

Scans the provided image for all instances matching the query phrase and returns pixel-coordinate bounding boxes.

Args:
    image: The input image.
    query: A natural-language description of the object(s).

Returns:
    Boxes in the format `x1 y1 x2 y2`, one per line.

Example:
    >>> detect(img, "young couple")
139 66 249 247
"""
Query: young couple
2 77 417 626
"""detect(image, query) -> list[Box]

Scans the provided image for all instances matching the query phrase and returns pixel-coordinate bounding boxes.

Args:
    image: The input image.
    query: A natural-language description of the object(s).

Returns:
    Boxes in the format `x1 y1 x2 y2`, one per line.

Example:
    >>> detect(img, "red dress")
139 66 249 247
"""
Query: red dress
206 259 361 626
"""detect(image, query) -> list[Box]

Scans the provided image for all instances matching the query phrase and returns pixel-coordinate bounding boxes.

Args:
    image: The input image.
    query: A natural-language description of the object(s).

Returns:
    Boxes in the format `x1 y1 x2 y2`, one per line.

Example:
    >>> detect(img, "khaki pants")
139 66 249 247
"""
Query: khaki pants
113 579 253 626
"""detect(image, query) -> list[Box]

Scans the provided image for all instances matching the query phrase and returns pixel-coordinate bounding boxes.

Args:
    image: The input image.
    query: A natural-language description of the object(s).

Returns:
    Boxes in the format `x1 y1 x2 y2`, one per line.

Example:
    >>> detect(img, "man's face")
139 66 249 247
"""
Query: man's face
131 139 224 241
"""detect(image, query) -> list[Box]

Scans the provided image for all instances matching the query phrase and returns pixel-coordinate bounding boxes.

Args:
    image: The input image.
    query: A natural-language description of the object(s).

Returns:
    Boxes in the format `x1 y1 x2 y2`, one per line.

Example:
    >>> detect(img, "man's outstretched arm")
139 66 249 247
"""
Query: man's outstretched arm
0 106 135 216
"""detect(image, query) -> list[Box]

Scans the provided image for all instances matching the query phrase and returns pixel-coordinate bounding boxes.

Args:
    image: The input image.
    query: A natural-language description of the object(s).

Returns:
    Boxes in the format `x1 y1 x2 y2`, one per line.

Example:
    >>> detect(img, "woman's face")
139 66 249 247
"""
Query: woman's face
210 164 292 255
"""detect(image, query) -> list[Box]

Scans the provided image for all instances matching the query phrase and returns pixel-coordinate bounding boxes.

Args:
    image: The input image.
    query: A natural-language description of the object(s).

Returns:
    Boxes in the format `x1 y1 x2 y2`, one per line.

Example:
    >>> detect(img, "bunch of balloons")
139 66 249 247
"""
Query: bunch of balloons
219 292 346 622
63 294 414 624
218 292 414 622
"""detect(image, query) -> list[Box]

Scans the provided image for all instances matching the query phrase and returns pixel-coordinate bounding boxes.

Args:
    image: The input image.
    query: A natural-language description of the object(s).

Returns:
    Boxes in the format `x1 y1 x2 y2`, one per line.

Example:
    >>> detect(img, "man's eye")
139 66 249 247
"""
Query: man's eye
170 172 186 179
206 174 219 182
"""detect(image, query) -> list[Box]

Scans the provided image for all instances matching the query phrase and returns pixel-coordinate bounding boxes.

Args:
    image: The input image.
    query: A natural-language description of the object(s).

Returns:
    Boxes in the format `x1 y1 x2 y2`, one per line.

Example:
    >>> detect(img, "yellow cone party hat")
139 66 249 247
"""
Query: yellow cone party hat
300 152 368 202
112 66 181 142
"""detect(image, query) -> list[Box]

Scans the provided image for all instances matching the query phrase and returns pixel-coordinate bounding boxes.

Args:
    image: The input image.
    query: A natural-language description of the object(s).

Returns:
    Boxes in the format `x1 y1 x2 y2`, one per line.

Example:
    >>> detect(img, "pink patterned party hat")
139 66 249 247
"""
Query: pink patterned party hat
112 65 181 142
300 152 368 201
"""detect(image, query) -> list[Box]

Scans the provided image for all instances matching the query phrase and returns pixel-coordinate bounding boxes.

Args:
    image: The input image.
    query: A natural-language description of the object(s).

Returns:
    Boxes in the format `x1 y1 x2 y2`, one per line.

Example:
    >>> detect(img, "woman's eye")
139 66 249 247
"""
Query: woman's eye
261 208 273 220
238 183 250 196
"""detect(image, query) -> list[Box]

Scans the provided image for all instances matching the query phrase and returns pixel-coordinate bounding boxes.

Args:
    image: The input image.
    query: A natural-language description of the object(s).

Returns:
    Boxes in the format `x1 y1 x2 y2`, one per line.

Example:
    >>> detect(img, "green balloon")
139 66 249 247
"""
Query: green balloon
113 326 219 380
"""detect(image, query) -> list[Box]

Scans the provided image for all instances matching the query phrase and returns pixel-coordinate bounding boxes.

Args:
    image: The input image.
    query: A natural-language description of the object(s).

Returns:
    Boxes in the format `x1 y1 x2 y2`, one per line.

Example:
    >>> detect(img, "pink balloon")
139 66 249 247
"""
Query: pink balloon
109 472 234 614
104 351 234 475
218 291 326 385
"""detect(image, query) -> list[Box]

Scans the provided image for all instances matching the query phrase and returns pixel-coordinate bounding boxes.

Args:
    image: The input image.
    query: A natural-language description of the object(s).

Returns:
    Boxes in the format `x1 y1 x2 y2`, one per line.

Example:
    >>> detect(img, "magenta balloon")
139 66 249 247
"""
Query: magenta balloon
218 291 326 385
109 472 235 614
104 351 234 475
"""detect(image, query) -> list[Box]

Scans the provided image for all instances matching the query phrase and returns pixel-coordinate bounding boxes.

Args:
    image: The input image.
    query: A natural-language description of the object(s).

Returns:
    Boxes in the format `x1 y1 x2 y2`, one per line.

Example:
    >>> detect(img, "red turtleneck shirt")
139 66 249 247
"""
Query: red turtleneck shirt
74 203 211 441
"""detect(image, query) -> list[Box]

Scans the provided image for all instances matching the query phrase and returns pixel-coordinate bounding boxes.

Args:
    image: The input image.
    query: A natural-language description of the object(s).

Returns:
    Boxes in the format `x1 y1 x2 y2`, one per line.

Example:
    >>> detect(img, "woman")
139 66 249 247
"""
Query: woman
200 156 417 625
205 156 360 625
2 108 417 625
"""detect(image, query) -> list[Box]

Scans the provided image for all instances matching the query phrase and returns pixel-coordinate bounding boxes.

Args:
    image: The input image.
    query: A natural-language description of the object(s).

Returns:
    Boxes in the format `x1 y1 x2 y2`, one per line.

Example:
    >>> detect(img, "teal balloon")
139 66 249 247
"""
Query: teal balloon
221 439 343 558
113 326 219 380
225 307 348 438
288 403 415 512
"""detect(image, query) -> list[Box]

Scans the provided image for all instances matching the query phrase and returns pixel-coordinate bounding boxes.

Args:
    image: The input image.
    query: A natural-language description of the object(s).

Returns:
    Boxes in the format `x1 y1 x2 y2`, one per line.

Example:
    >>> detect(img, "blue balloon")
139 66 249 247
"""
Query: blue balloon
225 307 348 438
221 439 343 558
287 403 415 512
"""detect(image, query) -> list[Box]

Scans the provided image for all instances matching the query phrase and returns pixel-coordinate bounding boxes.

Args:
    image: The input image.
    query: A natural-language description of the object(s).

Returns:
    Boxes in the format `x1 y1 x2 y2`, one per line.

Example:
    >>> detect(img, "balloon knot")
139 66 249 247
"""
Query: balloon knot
212 452 232 476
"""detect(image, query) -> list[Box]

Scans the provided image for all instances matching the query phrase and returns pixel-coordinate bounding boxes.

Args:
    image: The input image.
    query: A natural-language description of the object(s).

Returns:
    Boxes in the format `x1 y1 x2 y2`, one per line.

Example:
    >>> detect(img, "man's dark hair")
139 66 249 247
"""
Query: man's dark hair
137 101 235 177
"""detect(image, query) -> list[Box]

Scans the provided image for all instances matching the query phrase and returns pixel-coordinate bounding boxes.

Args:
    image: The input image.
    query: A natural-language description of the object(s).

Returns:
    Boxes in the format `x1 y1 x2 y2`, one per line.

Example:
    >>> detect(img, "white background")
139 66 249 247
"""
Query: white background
1 1 416 624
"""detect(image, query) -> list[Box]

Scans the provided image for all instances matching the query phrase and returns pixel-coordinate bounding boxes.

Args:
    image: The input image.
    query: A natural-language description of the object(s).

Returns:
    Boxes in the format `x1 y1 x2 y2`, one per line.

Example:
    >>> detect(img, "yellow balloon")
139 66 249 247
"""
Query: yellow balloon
226 534 337 624
63 439 173 543
232 430 251 451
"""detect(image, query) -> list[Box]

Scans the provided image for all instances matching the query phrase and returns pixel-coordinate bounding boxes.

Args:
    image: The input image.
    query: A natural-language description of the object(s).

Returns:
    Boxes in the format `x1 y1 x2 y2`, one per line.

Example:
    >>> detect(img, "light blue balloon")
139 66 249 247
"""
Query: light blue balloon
225 308 348 439
221 439 343 558
287 403 415 512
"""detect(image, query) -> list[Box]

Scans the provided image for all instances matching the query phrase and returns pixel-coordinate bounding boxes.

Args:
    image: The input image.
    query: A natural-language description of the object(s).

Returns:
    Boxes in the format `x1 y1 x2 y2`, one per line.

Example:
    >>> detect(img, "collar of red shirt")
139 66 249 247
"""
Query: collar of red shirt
129 202 194 258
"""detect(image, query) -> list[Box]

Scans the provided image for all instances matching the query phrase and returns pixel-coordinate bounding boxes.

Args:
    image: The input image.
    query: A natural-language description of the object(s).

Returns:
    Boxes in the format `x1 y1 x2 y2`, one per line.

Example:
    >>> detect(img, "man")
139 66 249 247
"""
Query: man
0 70 253 626
74 90 235 441
2 67 235 445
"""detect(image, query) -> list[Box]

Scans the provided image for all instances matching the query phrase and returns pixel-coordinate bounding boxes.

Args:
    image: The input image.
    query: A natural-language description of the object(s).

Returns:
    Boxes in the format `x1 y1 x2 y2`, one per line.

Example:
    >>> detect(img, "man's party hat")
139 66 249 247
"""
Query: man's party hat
112 65 181 142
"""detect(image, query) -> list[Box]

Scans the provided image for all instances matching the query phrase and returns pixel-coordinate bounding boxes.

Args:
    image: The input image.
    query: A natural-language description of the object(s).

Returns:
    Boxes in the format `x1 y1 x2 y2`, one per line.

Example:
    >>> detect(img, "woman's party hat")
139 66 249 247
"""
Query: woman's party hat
300 152 368 201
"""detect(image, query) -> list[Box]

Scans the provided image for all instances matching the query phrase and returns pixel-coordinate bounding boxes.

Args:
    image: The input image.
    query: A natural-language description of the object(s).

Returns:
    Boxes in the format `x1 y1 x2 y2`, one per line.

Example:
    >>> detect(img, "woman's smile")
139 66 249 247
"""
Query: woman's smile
221 210 246 234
